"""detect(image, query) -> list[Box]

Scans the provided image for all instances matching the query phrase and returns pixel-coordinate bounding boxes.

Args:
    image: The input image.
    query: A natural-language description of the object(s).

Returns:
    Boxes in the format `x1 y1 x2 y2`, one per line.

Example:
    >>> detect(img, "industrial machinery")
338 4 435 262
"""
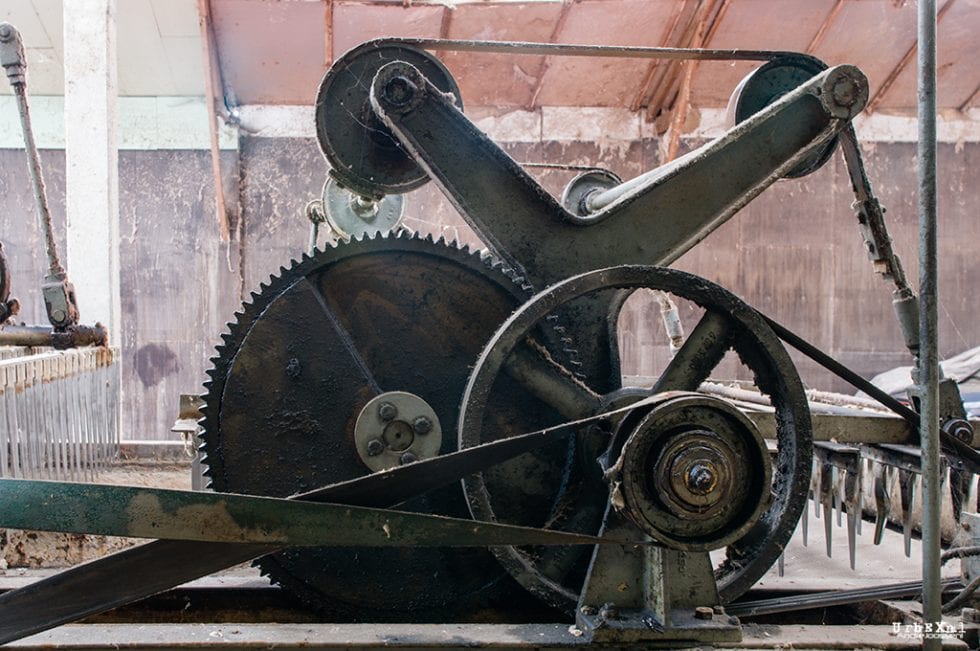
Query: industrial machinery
0 37 977 648
0 23 106 348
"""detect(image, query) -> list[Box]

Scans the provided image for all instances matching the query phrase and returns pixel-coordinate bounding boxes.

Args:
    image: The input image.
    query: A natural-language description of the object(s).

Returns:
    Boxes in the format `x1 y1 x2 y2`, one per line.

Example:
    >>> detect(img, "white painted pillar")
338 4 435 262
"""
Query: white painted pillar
63 0 121 341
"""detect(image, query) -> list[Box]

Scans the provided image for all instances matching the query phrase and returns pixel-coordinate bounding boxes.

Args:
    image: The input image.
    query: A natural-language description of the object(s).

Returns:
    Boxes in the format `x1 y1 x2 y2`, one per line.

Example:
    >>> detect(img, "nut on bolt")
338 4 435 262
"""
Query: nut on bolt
366 438 384 457
412 416 433 435
378 402 397 422
382 76 418 108
399 451 418 465
694 606 714 620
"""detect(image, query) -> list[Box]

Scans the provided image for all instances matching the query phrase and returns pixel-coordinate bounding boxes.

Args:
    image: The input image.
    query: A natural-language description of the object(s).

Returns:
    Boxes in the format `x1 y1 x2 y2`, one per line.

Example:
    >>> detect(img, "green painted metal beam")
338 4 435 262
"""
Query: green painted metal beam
0 479 611 548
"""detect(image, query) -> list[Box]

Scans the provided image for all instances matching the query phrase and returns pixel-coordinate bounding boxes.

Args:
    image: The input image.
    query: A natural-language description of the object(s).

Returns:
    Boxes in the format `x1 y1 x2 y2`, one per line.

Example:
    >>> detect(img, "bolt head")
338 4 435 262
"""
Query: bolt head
383 76 417 107
412 416 433 435
685 463 717 495
694 606 714 620
399 451 418 465
378 402 397 421
366 438 384 457
832 79 857 107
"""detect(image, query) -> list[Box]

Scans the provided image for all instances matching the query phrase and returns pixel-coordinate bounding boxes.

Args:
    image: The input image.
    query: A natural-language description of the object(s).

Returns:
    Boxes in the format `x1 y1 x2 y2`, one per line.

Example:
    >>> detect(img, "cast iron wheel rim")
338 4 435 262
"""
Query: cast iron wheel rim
314 41 462 198
200 232 573 621
459 264 812 609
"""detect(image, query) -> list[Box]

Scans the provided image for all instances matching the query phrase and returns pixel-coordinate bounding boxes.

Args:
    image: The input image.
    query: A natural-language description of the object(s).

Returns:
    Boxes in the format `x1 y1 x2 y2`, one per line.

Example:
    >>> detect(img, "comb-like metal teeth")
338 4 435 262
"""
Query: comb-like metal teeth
821 460 834 558
843 462 862 571
950 468 973 523
899 468 915 558
873 463 892 545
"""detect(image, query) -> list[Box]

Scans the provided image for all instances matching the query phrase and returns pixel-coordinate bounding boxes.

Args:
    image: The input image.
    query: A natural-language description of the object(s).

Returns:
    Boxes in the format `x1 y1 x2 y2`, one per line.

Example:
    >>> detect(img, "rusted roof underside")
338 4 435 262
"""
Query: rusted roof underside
210 0 979 116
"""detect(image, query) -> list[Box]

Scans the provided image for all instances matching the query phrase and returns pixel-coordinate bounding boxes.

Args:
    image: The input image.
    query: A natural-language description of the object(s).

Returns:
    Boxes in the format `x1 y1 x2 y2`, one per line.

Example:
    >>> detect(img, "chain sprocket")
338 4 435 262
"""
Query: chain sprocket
200 232 578 621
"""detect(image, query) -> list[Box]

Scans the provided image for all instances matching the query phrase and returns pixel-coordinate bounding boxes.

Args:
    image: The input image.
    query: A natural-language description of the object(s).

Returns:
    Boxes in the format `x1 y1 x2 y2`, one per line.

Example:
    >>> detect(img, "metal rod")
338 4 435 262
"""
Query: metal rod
918 0 942 644
0 24 64 277
396 37 792 62
727 578 962 618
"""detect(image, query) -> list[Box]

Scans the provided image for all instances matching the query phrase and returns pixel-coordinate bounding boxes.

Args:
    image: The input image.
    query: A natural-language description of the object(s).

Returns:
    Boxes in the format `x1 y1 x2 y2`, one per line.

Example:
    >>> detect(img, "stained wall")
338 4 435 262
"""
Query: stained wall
0 135 976 439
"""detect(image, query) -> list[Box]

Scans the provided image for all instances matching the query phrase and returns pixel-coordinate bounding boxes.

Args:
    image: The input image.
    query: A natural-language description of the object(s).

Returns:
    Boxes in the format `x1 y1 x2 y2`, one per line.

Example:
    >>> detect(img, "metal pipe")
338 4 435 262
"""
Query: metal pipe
0 324 108 349
0 23 64 276
918 0 942 646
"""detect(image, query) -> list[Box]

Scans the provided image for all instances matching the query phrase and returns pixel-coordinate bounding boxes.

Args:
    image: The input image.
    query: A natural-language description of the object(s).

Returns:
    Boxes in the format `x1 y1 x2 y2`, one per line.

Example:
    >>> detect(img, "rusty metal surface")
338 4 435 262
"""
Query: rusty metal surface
460 265 811 611
199 233 581 621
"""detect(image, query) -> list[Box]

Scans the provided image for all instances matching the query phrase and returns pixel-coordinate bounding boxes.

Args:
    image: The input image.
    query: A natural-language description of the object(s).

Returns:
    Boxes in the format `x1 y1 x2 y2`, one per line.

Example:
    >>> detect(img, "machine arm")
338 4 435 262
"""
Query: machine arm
369 59 868 291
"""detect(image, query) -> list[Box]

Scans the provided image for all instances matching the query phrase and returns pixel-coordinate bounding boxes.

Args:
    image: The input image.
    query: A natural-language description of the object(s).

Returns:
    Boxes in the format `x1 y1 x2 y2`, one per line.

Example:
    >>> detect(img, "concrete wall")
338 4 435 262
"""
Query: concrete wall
1 135 977 439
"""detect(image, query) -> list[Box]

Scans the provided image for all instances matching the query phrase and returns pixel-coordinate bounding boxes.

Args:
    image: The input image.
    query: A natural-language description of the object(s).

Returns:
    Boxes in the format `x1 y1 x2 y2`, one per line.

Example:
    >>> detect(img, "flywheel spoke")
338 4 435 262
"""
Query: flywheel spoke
652 309 733 393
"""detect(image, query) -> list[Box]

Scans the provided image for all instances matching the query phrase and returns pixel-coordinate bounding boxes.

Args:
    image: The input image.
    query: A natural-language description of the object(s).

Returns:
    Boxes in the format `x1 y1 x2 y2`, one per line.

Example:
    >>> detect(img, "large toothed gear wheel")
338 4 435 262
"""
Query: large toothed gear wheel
199 233 578 621
459 265 813 610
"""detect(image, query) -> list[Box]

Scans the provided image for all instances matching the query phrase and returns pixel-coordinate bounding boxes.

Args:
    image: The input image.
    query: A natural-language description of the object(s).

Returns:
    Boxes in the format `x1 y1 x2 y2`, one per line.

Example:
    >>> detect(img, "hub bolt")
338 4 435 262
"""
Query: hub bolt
378 402 398 421
399 451 418 465
366 438 384 457
383 76 417 107
685 463 717 495
412 416 433 435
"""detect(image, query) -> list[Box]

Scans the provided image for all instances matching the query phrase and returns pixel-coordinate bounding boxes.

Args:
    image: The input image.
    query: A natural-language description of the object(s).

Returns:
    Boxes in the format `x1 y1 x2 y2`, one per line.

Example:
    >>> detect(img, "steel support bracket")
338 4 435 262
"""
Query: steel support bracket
575 502 739 646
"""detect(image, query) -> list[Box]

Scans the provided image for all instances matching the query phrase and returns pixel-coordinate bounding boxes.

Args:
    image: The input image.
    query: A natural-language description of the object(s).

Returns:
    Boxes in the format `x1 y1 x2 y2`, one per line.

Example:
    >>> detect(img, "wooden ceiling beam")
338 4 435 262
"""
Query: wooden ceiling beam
866 0 957 114
665 5 709 161
630 0 690 112
957 81 980 113
527 0 575 111
439 3 453 39
806 0 844 54
646 0 730 123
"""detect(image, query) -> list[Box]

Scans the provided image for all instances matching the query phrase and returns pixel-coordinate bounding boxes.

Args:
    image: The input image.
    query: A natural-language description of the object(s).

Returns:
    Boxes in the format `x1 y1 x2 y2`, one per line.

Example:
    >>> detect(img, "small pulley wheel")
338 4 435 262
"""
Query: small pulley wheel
322 177 406 240
727 55 837 179
612 392 772 551
459 265 812 609
315 41 462 198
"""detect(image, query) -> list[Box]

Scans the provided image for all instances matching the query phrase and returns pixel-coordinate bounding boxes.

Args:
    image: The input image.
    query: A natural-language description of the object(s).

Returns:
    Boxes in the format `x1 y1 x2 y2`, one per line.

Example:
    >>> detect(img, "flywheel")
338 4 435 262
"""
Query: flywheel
200 233 573 621
459 265 813 610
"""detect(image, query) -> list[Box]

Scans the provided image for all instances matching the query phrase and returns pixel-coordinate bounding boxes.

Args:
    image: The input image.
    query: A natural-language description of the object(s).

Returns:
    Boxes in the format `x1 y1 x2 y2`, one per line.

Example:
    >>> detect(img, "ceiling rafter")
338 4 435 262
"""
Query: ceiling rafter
866 0 957 114
806 0 844 54
958 82 980 113
630 0 691 112
645 0 730 124
664 4 710 161
526 0 575 111
439 3 453 39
